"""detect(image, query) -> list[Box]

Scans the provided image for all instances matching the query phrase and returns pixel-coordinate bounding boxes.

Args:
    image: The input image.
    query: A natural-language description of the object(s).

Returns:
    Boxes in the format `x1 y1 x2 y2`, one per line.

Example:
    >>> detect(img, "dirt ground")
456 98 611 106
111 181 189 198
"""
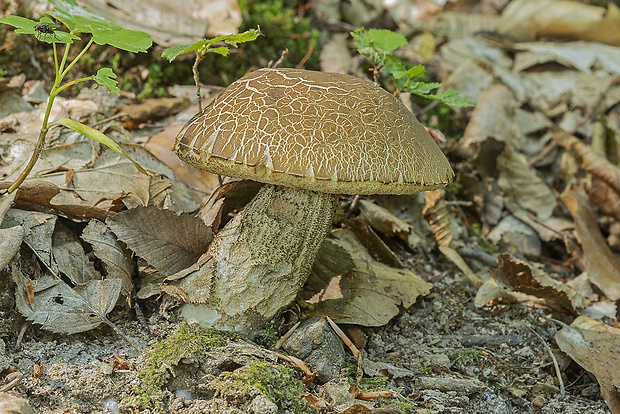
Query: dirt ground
0 265 611 414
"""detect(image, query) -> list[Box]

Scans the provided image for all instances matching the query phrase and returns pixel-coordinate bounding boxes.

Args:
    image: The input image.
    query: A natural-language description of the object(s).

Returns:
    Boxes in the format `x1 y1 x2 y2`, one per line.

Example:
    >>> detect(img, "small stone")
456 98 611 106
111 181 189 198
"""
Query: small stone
248 394 277 414
416 376 486 394
282 316 345 383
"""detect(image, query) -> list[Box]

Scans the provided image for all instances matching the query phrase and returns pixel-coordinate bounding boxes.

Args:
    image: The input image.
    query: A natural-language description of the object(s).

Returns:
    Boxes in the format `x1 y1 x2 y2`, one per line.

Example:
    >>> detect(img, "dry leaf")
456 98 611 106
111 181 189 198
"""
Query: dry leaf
299 394 327 409
120 98 189 129
348 219 403 268
79 0 242 47
82 220 133 297
107 205 212 277
474 278 541 308
556 131 620 195
4 209 57 273
556 316 620 413
499 0 620 47
308 229 432 327
52 223 100 285
11 258 122 334
440 246 482 286
561 189 620 300
492 254 588 312
461 85 525 151
497 143 557 221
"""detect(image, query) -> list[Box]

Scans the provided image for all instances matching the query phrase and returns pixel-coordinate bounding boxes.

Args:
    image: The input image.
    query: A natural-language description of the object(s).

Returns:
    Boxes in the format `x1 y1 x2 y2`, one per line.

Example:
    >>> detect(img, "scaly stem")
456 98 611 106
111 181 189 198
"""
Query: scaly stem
8 37 94 193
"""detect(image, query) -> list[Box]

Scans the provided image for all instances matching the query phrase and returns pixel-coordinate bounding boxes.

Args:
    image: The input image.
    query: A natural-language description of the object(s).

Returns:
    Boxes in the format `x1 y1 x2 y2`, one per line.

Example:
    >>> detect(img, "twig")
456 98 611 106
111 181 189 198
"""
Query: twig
275 321 300 349
102 317 142 352
269 49 288 69
15 322 29 351
296 44 314 69
528 326 565 397
326 316 363 387
0 372 23 392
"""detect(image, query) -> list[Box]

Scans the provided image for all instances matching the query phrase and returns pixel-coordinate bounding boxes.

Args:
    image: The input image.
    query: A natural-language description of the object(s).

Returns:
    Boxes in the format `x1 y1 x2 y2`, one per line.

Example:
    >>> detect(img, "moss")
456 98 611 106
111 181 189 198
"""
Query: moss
470 223 498 255
217 359 317 413
127 325 232 411
450 348 486 370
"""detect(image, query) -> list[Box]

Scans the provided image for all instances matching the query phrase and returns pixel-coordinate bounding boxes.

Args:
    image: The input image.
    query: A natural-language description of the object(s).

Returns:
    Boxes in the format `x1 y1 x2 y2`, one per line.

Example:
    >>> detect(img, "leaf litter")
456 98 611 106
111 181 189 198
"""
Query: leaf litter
1 0 620 412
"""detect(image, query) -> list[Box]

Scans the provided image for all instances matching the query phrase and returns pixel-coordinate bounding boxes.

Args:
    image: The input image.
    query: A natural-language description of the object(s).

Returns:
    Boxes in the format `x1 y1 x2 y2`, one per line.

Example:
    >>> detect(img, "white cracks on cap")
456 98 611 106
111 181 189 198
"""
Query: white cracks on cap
258 146 275 176
306 164 315 181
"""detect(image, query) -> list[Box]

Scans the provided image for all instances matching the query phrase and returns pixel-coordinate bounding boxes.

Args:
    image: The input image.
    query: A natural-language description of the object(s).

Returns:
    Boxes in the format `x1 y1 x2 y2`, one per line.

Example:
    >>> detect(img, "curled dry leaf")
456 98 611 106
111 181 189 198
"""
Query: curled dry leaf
11 257 123 334
423 189 453 247
491 254 588 312
107 205 212 277
561 189 620 300
556 316 620 413
555 130 620 196
308 229 432 327
82 219 133 297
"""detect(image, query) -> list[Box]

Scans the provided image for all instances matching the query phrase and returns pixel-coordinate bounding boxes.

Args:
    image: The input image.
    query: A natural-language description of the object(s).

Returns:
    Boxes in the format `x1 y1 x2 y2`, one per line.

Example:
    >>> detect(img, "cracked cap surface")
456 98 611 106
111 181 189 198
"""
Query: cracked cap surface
174 68 454 195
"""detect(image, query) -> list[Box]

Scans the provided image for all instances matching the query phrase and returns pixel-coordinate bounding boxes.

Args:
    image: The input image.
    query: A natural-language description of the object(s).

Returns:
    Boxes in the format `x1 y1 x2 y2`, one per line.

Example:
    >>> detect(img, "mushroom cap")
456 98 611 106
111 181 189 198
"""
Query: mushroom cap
174 68 454 195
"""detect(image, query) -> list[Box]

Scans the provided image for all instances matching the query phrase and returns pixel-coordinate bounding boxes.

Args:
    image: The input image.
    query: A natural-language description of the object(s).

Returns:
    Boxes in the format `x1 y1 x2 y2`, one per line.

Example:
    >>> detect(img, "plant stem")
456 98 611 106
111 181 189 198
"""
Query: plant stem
61 38 94 79
193 51 205 111
55 76 93 94
8 37 95 193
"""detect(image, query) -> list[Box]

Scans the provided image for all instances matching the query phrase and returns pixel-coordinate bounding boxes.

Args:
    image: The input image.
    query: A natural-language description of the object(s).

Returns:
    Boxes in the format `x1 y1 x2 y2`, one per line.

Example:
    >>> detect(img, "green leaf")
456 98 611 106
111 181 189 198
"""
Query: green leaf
210 46 229 57
161 29 260 62
162 44 193 62
366 29 407 53
49 118 151 174
51 118 122 153
47 0 152 52
92 67 120 95
0 15 80 44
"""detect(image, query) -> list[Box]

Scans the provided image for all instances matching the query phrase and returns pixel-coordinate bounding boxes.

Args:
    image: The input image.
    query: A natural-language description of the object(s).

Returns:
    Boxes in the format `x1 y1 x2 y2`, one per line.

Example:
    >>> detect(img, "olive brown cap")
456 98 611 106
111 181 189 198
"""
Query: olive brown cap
174 68 454 195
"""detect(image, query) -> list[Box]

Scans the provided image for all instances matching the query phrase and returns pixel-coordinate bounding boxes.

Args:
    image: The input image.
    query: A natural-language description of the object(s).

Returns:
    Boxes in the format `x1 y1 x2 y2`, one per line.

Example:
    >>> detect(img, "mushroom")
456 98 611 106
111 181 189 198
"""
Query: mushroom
173 68 454 332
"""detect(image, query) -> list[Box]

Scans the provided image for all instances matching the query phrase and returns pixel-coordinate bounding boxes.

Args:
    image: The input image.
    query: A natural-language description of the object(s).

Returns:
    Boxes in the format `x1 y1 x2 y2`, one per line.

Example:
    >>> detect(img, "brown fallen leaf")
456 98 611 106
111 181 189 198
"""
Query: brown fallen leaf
497 143 557 221
561 189 620 301
556 316 620 413
276 353 316 385
588 177 620 221
555 129 620 195
308 229 432 327
491 254 588 312
299 393 327 409
107 205 212 277
82 219 133 297
11 256 123 334
349 386 393 401
120 97 190 130
499 0 620 47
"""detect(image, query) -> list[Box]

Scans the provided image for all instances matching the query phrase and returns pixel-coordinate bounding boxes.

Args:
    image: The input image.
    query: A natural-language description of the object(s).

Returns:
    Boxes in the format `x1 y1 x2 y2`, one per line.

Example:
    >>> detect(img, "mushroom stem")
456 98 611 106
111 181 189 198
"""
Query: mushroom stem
180 184 335 332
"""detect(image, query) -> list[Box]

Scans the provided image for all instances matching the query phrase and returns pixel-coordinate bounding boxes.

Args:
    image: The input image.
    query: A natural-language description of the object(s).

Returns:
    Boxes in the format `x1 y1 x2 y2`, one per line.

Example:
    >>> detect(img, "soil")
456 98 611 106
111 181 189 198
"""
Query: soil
0 268 611 414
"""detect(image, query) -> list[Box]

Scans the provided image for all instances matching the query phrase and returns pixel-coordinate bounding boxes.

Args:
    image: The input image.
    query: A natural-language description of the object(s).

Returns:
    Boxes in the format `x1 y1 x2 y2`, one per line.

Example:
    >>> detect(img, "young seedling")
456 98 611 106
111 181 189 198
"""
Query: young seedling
0 0 153 194
351 28 474 108
162 29 260 111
